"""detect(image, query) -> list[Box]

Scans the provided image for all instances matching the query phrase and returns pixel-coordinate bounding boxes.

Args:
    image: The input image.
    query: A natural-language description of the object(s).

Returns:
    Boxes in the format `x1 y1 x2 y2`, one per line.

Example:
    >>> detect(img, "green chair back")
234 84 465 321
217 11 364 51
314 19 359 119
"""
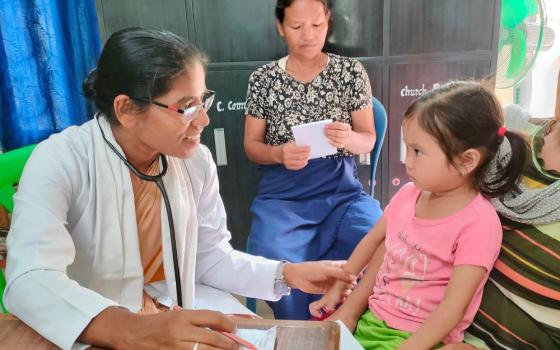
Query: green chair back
0 144 36 314
0 144 36 213
0 268 7 313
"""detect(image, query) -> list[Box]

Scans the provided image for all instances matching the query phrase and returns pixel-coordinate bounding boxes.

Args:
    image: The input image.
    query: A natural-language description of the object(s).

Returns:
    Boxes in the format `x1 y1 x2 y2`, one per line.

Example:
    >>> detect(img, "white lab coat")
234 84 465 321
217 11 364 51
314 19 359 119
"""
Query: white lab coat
4 119 279 349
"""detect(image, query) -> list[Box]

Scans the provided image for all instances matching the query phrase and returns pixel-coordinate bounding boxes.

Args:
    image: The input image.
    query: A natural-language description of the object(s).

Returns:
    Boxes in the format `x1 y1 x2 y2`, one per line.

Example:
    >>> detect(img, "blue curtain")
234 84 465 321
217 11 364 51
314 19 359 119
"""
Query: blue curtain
0 0 101 151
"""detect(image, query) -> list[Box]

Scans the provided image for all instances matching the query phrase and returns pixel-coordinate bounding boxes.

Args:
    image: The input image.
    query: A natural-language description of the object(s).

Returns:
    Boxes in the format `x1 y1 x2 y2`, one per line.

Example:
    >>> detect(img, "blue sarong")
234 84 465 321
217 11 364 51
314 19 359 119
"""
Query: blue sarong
247 156 382 320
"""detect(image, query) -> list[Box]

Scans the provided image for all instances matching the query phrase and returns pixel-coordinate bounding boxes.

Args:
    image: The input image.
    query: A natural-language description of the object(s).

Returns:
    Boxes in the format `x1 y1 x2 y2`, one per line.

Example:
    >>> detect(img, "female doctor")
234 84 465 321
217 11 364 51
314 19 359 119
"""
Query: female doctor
4 27 354 350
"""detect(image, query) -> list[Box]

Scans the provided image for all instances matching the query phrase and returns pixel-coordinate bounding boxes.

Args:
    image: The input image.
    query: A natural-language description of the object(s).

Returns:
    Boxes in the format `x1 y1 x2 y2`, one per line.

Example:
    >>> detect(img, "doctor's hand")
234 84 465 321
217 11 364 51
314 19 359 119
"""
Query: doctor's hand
283 261 356 295
281 141 310 170
80 306 240 350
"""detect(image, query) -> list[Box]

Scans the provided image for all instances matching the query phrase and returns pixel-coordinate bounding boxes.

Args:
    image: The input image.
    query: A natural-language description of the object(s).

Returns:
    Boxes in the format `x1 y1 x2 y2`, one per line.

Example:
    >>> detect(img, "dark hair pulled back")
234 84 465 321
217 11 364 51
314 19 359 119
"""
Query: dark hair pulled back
404 80 529 197
275 0 330 23
83 27 207 124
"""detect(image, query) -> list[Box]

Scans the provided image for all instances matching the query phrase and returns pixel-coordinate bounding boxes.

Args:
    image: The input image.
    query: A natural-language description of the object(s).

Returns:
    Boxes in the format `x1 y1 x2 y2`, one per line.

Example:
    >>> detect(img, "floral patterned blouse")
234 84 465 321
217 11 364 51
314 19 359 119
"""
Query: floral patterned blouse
245 53 373 157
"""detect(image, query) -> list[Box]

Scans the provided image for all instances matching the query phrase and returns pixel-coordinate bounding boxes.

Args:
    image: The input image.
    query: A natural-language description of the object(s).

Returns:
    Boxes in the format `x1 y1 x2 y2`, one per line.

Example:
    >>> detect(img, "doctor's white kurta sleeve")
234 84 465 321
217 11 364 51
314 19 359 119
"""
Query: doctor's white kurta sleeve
192 147 280 301
4 137 117 350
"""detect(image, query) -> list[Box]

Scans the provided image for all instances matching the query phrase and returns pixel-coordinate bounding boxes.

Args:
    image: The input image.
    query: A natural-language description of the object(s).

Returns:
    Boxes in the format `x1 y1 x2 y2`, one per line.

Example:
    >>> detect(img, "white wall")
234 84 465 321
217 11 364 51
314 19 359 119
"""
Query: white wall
528 0 560 117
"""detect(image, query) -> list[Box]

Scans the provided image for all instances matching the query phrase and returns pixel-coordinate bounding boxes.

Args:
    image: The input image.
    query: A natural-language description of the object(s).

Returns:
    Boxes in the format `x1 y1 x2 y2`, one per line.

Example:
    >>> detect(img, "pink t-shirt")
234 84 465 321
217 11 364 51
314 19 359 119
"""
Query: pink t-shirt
368 183 502 343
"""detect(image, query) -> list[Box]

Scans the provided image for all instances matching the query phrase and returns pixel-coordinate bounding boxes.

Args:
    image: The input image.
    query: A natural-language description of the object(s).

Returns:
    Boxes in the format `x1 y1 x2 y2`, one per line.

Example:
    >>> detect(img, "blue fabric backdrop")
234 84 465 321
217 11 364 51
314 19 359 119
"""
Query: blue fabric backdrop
0 0 101 151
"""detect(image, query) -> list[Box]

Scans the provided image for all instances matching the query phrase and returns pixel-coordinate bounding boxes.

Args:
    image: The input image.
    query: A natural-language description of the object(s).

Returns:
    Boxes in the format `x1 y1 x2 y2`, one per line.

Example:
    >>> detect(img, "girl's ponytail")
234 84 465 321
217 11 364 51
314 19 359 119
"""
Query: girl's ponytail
481 129 529 197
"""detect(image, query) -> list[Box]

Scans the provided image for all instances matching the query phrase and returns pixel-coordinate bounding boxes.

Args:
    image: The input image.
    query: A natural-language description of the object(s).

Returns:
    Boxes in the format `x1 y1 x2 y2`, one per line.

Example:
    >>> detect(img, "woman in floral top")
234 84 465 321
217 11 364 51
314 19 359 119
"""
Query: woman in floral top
243 0 383 320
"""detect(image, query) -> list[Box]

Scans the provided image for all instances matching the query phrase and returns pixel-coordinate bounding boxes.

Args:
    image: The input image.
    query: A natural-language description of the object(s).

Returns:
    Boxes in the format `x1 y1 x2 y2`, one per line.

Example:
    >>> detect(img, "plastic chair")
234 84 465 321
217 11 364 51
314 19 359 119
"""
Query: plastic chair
0 145 36 213
0 269 7 313
0 144 36 314
369 97 388 196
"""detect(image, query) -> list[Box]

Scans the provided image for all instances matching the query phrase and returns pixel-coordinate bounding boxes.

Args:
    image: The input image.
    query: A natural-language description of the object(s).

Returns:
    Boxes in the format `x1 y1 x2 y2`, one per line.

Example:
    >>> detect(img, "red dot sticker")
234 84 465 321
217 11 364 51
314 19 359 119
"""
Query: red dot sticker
392 178 401 187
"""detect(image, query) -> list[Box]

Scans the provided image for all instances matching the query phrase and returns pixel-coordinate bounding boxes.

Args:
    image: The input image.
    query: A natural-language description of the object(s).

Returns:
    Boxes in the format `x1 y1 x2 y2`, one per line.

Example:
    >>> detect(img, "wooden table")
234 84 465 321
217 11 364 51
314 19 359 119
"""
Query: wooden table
0 314 340 350
235 317 340 350
0 314 59 349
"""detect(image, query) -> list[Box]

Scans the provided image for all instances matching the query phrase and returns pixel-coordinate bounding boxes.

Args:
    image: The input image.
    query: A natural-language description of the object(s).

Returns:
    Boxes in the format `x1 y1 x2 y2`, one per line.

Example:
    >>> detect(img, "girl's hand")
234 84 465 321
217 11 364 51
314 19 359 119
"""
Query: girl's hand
309 280 351 318
324 122 352 149
396 341 416 350
281 142 310 170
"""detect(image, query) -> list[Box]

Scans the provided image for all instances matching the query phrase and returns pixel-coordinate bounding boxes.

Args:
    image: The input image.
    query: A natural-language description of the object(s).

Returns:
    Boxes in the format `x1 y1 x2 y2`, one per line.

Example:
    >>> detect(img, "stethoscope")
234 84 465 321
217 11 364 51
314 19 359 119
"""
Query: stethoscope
96 115 184 307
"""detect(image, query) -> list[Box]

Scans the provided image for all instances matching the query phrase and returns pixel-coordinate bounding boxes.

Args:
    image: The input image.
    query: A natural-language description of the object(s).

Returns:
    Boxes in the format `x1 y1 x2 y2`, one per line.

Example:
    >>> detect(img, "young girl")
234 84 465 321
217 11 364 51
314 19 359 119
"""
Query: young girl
310 81 529 349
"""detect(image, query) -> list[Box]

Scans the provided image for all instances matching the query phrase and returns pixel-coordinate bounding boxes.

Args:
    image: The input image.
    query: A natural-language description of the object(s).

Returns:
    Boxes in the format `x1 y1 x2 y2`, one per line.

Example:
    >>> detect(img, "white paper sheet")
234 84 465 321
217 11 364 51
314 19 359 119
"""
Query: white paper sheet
291 119 337 159
336 320 365 350
235 326 277 350
194 284 257 316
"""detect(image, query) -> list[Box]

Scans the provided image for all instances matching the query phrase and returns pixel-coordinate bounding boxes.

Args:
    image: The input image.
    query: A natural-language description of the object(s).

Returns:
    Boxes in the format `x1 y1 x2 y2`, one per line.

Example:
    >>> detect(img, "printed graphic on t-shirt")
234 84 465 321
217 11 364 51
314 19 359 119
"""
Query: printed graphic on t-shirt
377 230 428 316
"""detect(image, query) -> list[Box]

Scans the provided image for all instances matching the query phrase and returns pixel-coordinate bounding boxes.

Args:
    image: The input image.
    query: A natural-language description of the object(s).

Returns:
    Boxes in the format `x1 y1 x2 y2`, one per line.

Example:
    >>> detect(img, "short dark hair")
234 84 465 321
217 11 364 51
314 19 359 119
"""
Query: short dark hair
275 0 330 23
404 81 529 197
83 27 207 124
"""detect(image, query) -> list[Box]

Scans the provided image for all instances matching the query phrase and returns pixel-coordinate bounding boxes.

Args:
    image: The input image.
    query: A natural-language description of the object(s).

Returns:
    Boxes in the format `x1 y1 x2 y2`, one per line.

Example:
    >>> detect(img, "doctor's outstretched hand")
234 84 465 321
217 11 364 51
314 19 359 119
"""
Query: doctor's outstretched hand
79 306 240 350
283 261 356 294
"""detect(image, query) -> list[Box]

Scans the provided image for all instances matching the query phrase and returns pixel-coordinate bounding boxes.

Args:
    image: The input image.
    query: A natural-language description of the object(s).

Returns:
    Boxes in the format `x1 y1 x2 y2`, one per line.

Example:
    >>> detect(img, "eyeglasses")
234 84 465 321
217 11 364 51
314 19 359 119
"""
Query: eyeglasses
133 90 215 124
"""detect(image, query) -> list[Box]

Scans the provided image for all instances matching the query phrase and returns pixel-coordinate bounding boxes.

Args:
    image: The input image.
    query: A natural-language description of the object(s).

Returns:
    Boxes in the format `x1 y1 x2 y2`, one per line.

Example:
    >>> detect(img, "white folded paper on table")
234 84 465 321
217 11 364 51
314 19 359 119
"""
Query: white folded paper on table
291 119 337 159
336 320 365 350
193 284 257 316
235 326 277 350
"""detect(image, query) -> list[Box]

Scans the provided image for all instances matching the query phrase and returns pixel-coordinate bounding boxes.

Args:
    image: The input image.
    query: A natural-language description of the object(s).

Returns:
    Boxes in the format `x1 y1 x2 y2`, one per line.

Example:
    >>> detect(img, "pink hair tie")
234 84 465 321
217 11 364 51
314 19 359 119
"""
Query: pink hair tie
497 126 507 137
